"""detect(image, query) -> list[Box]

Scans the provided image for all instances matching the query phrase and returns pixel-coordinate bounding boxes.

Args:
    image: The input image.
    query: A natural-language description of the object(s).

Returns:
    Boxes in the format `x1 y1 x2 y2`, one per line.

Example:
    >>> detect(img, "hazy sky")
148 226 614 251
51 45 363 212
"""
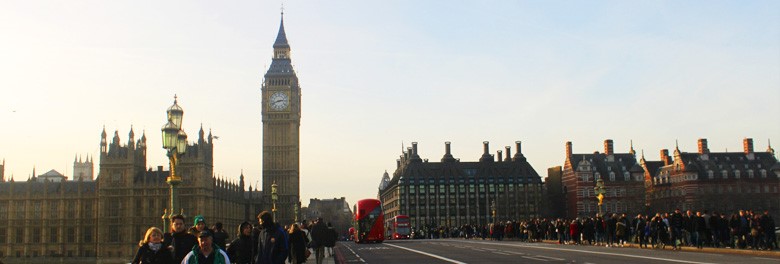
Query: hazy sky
1 1 778 208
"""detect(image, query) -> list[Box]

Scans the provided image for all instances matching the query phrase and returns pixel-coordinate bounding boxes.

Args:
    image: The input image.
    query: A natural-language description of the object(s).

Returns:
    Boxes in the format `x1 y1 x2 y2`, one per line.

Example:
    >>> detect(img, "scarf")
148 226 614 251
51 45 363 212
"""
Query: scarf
148 242 162 252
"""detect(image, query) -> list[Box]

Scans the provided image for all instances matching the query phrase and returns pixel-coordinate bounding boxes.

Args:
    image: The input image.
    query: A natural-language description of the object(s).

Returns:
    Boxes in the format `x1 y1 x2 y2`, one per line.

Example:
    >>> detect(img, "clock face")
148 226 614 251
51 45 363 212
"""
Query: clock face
269 92 289 111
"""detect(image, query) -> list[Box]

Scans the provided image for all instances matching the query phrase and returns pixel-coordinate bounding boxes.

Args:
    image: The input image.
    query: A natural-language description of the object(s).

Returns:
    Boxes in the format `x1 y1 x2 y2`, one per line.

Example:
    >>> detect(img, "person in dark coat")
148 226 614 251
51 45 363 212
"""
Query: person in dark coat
287 223 309 264
253 211 288 264
227 221 254 264
163 214 198 264
132 227 174 264
212 222 229 250
310 218 328 264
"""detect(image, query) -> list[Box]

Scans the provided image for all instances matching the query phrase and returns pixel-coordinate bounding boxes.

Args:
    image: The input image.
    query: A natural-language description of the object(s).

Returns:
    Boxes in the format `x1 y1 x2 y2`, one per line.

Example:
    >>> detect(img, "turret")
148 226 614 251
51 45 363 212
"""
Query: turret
100 126 108 153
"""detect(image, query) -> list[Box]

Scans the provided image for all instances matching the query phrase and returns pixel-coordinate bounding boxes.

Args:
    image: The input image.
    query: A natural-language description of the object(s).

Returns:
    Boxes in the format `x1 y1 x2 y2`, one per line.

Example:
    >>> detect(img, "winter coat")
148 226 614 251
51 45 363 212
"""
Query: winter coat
182 244 230 264
226 234 254 264
288 229 308 264
310 222 328 248
254 224 289 264
212 229 229 250
163 230 197 264
131 243 174 264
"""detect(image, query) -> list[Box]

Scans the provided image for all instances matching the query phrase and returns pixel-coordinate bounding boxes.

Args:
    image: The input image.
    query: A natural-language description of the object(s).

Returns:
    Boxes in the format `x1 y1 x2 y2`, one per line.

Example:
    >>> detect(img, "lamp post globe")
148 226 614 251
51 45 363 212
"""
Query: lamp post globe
161 95 187 233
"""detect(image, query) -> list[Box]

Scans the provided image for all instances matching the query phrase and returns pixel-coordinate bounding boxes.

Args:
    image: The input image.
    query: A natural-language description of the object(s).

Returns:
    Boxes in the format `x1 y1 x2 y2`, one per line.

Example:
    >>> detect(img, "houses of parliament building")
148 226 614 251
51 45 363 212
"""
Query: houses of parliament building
0 126 263 263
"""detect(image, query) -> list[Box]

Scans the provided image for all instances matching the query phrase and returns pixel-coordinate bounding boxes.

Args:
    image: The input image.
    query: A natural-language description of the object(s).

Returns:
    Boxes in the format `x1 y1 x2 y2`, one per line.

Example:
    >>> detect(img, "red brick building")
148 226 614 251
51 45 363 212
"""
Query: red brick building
644 138 780 216
561 140 646 219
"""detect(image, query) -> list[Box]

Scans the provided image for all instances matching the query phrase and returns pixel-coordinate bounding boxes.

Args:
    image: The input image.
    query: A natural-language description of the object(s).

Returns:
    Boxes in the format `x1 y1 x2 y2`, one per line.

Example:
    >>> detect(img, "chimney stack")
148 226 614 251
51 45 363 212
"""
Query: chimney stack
497 150 503 162
697 138 709 154
743 138 753 154
660 149 671 165
565 141 573 159
505 146 511 161
480 141 493 162
604 139 614 155
412 142 419 156
442 141 456 162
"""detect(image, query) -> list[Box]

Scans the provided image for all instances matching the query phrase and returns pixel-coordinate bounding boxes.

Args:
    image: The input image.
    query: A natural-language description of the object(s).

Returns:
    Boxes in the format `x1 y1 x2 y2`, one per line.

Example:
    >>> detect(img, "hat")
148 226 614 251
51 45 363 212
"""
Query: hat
198 230 213 238
194 215 205 226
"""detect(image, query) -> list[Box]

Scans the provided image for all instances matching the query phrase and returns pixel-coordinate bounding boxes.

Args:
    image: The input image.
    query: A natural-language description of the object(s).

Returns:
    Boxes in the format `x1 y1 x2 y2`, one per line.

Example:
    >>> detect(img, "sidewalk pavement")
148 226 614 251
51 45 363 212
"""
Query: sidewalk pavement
540 239 780 258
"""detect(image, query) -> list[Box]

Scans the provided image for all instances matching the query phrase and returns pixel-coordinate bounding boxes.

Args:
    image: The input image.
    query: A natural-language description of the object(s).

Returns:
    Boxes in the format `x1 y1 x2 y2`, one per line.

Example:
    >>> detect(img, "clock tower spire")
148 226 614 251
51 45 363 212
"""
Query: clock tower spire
261 12 301 225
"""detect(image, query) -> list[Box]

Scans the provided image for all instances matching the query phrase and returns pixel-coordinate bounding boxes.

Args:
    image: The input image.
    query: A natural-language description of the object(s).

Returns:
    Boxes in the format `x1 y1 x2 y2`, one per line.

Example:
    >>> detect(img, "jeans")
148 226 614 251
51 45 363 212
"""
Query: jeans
315 246 325 264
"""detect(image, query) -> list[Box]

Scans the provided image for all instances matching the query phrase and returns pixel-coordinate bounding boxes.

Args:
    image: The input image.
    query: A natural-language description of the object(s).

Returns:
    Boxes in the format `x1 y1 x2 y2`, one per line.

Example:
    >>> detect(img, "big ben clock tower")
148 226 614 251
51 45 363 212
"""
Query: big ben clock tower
261 13 301 225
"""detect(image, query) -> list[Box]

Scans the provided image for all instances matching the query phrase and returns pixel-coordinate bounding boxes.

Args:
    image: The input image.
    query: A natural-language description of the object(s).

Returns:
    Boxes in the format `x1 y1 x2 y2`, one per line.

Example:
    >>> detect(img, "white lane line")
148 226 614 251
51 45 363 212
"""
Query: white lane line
494 252 511 255
522 256 550 261
754 257 779 261
453 240 717 264
385 243 468 264
343 244 366 263
536 255 565 261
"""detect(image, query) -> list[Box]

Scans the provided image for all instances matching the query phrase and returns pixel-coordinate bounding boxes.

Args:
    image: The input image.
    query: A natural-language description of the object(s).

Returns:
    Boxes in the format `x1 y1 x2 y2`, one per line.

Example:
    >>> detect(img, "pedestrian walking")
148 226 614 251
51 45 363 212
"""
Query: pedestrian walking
131 227 174 264
253 211 288 264
163 214 197 264
212 222 229 250
226 221 254 264
310 218 328 264
181 230 231 264
189 215 211 237
288 223 309 264
324 222 338 257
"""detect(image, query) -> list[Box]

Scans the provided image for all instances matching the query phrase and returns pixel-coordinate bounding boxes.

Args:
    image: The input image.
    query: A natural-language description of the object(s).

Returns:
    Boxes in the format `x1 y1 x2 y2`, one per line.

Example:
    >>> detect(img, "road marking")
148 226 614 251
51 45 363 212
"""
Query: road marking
453 240 718 264
343 243 366 263
522 256 550 261
536 255 565 261
494 252 511 255
385 243 468 264
754 257 780 261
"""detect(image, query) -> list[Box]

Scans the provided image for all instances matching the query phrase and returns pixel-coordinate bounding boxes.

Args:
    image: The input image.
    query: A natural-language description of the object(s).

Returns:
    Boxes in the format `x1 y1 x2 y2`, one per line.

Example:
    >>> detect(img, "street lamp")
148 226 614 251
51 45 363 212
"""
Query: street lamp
594 178 606 217
161 95 187 233
491 200 496 223
271 182 278 222
294 201 299 223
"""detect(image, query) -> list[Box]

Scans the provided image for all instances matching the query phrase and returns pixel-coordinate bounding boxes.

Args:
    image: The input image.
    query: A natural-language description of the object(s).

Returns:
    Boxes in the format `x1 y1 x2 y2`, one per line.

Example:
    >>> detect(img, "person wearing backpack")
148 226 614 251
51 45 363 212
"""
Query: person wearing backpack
253 211 288 264
324 222 338 257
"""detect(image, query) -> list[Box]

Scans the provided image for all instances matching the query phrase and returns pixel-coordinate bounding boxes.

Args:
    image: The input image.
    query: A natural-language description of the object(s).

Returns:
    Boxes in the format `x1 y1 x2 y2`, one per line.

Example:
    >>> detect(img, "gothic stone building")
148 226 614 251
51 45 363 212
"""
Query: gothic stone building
261 15 302 226
379 141 543 228
561 140 646 219
643 138 780 217
0 127 263 263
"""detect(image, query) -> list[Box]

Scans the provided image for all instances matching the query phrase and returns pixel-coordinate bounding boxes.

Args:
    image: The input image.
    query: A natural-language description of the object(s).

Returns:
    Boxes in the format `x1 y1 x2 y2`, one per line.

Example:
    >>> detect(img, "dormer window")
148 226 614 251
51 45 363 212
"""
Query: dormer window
722 170 728 179
708 170 714 179
734 170 741 179
748 170 754 178
623 172 630 181
609 172 616 181
760 169 767 178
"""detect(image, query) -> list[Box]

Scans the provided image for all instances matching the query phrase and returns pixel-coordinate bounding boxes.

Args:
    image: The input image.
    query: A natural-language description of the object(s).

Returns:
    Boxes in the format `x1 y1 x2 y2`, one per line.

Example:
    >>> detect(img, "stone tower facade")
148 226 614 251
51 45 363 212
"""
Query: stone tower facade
73 155 94 181
261 14 301 225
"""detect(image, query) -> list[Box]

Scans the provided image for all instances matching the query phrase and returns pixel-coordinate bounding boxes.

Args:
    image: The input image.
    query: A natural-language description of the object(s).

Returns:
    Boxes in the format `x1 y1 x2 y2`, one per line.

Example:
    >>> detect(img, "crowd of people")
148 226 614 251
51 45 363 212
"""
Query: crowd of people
409 209 777 251
131 211 339 264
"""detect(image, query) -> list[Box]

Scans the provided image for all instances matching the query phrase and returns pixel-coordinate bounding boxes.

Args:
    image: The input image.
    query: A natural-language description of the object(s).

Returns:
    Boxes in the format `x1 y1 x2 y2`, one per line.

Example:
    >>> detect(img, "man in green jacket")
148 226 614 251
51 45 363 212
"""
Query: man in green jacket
181 230 231 264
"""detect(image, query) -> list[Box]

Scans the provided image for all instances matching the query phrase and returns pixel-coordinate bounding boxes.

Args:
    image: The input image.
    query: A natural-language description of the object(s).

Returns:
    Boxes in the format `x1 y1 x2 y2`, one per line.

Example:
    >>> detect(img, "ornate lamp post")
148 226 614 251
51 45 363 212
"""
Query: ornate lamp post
271 182 278 222
490 200 497 223
594 178 606 217
161 95 187 233
293 201 299 223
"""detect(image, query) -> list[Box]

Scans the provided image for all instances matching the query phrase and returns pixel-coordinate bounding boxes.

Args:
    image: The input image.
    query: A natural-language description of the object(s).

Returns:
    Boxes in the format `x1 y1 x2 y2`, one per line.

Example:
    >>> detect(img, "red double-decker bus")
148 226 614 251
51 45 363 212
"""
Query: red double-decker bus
389 215 411 239
354 199 384 243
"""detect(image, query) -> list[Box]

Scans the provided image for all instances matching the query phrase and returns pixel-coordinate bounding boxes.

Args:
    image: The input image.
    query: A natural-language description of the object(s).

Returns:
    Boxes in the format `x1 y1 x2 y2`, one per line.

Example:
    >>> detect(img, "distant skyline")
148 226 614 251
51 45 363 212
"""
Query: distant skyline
1 1 778 209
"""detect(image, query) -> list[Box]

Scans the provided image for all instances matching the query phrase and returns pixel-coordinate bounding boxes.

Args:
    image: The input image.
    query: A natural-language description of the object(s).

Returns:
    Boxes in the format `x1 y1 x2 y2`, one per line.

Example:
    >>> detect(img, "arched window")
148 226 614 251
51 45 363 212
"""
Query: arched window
734 170 741 179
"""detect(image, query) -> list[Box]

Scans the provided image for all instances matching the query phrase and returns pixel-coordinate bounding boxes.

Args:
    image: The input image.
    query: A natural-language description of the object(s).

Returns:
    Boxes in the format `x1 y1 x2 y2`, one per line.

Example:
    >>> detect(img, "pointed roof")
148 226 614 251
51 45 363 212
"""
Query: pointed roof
273 15 290 48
